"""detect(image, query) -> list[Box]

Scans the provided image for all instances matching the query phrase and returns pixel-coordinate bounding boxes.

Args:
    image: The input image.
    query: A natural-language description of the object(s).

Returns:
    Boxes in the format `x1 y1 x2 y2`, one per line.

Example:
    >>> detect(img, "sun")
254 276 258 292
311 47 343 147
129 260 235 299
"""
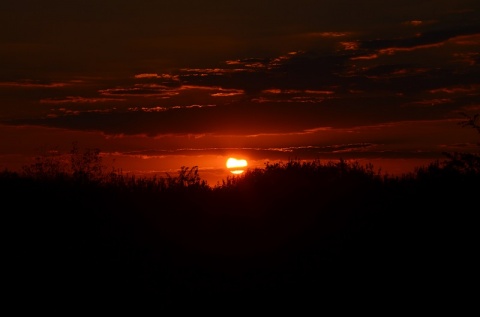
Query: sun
226 157 248 174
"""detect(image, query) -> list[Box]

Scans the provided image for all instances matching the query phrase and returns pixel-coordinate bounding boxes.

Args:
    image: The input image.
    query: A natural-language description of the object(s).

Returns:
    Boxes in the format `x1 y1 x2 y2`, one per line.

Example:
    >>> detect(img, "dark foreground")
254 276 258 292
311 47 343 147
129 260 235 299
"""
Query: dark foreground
3 159 478 304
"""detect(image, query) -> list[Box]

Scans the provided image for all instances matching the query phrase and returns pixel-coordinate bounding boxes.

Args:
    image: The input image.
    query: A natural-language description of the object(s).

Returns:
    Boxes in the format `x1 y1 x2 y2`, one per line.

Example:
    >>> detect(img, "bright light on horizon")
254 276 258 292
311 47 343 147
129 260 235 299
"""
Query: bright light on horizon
226 157 248 174
226 157 248 168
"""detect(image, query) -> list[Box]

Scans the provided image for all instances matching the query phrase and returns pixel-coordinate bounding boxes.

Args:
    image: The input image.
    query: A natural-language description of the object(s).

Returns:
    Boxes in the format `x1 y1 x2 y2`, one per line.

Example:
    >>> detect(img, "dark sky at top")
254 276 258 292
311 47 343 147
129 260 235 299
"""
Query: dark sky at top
1 0 479 181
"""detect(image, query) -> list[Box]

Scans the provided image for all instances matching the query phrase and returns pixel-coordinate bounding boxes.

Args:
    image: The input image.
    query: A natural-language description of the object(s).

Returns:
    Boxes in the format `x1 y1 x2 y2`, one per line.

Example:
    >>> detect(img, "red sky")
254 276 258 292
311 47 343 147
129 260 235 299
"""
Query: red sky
1 0 479 185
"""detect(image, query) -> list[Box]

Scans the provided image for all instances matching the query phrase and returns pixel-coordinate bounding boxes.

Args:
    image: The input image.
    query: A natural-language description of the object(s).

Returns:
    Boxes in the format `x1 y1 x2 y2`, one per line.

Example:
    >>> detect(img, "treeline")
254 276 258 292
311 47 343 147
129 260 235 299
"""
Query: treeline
2 135 479 300
3 157 478 296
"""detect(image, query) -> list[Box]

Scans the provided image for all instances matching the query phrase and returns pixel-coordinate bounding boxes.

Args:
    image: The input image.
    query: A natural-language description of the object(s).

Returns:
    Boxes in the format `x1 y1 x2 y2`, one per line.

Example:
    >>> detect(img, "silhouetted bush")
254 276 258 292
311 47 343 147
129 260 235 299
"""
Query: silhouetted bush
3 128 479 299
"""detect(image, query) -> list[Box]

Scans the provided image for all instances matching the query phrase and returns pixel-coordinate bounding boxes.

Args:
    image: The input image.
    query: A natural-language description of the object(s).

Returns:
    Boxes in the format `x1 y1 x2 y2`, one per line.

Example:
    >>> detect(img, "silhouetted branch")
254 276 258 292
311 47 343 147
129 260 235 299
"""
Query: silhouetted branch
459 112 480 135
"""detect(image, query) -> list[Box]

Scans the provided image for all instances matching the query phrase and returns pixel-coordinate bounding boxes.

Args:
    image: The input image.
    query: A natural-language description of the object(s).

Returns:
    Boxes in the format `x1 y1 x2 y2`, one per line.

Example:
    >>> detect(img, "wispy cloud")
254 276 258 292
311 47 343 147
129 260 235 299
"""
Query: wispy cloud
0 80 71 88
99 84 180 97
312 32 350 37
40 96 125 104
404 98 453 107
429 85 480 94
134 73 180 80
210 89 244 97
403 20 424 26
350 54 379 61
340 41 359 51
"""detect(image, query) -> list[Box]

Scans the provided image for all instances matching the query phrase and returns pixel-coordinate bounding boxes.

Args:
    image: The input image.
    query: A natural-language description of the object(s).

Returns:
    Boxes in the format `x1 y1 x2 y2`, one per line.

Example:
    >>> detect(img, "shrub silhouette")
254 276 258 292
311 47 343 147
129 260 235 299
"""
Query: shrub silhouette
21 142 106 183
165 166 209 190
69 141 105 182
21 147 68 181
3 119 479 299
437 112 480 174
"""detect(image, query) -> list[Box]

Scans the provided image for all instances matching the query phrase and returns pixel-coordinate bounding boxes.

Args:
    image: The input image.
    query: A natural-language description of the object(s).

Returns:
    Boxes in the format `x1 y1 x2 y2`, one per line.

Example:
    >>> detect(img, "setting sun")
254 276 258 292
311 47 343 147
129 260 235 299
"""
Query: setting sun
226 157 248 174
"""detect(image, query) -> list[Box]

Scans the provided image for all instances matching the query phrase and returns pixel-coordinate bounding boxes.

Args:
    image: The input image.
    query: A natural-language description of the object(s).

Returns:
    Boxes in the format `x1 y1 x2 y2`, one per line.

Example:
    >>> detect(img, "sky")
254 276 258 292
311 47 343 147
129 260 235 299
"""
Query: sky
1 0 479 185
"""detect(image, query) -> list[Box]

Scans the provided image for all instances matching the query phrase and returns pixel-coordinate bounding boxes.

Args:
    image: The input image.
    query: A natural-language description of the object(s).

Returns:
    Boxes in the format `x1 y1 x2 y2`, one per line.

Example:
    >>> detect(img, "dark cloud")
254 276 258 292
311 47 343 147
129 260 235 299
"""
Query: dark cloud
358 25 480 51
2 27 480 137
3 90 460 137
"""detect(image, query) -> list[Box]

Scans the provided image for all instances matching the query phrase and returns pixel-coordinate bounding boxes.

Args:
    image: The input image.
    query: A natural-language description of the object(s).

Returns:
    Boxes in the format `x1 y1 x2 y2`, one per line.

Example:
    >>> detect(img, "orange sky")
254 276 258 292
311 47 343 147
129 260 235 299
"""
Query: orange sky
1 1 479 186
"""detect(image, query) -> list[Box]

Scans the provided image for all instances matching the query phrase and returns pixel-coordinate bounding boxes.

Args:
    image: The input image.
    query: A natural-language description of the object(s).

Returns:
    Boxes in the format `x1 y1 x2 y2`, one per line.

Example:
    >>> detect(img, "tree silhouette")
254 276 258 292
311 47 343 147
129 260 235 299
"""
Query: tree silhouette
459 112 480 136
69 141 105 182
440 112 480 174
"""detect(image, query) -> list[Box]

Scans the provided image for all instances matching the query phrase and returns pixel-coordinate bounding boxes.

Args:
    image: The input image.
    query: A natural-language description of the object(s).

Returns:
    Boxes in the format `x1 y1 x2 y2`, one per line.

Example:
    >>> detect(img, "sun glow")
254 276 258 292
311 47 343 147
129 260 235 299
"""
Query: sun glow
226 157 248 174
